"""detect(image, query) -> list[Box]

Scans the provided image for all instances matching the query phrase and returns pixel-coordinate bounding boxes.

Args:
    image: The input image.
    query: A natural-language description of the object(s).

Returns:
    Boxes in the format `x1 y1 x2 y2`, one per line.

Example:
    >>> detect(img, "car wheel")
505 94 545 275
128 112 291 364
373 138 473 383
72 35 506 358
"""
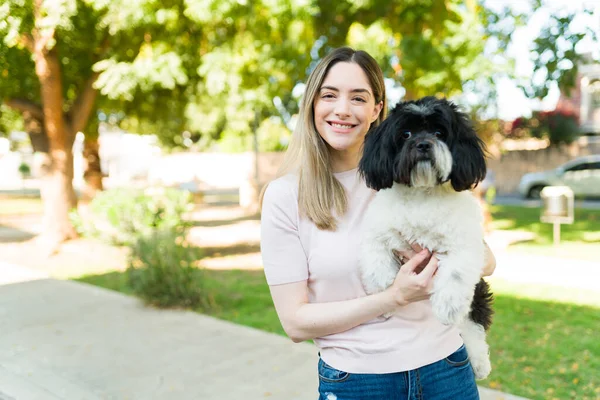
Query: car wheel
527 185 545 199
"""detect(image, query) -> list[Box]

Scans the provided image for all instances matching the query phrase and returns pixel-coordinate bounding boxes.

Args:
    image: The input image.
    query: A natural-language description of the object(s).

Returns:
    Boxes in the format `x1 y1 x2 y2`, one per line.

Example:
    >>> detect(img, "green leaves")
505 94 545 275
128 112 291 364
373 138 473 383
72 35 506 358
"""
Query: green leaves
94 43 188 100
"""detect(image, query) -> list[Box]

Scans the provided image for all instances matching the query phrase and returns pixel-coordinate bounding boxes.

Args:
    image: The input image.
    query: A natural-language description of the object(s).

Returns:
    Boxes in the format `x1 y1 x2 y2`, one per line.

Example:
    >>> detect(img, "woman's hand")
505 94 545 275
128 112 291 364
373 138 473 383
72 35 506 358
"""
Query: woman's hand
386 248 438 307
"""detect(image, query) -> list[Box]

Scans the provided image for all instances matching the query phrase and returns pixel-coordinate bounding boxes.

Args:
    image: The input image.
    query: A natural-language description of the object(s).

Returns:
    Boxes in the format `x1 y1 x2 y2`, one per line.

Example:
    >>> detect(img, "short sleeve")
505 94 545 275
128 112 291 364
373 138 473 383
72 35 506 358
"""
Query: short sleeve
260 177 309 285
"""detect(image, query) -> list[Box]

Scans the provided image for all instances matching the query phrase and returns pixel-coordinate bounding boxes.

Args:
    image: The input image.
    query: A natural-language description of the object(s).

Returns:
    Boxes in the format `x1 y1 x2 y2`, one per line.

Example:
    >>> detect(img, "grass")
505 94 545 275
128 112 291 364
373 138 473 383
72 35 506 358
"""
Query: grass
490 205 600 261
76 268 600 400
0 196 43 215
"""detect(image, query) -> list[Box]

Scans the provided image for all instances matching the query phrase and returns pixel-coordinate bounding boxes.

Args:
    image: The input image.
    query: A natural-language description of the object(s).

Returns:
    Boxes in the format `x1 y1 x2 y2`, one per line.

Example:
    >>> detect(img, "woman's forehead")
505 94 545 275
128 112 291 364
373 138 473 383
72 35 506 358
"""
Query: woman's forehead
320 62 373 94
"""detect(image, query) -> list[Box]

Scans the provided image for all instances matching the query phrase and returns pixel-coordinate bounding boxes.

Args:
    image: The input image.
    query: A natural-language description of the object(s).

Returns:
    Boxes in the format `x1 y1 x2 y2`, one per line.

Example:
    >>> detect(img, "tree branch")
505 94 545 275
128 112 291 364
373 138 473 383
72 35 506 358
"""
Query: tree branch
4 98 44 120
19 33 35 52
68 71 100 134
67 33 111 134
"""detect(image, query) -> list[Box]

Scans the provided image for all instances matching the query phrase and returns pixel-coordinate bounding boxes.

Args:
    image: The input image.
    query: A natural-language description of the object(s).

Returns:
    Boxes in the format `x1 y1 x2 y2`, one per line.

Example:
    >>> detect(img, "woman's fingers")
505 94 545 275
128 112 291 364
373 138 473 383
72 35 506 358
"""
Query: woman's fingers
410 242 423 253
418 255 439 282
401 249 431 273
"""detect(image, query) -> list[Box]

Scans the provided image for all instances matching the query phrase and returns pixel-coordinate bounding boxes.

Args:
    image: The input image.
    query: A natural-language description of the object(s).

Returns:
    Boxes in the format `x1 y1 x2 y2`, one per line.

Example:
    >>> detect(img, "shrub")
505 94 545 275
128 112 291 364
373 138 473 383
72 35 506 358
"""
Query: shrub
18 162 31 177
510 110 580 145
127 229 206 308
72 187 193 246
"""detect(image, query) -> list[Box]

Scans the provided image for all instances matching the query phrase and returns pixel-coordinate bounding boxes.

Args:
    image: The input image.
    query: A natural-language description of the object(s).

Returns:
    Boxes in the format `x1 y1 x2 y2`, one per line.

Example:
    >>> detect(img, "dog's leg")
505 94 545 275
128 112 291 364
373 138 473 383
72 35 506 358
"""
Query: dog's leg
430 248 483 325
360 229 407 296
459 318 492 380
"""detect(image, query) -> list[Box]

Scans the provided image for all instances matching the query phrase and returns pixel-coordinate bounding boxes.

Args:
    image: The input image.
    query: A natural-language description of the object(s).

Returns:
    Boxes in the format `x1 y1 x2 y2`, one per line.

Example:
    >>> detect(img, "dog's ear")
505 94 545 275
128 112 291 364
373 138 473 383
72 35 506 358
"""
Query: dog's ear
448 105 487 192
359 115 397 190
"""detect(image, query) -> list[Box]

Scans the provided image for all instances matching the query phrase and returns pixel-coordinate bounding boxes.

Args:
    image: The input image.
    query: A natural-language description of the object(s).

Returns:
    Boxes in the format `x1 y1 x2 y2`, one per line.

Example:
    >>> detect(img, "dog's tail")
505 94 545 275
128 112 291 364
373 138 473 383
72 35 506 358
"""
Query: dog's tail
470 279 494 331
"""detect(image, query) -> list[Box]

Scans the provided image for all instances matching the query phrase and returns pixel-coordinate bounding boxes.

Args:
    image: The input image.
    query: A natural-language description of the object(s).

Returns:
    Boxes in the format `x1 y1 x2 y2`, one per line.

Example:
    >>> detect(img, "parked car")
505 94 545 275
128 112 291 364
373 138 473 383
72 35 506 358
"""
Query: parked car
518 155 600 199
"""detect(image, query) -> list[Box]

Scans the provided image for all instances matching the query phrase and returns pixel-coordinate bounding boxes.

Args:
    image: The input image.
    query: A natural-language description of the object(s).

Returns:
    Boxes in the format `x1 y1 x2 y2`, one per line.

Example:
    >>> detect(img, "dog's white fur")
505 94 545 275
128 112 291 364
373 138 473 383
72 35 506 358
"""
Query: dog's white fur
360 153 492 379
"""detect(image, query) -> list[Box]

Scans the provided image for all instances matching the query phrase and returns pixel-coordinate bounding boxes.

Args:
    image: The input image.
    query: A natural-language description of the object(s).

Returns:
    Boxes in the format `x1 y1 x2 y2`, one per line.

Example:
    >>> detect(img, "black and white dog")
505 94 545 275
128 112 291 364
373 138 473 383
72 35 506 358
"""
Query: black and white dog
358 96 494 379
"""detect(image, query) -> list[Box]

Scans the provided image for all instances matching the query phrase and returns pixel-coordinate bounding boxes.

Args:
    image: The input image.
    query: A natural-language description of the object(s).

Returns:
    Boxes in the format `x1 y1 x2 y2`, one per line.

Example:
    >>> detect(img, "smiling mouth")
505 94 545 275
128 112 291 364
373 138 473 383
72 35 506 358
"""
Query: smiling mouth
328 122 357 129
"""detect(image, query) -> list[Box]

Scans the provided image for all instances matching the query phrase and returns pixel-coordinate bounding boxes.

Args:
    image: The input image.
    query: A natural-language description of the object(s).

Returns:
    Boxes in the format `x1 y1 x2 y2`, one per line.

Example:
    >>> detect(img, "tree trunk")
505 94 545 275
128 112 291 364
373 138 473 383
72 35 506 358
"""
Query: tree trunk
81 135 104 203
34 44 78 247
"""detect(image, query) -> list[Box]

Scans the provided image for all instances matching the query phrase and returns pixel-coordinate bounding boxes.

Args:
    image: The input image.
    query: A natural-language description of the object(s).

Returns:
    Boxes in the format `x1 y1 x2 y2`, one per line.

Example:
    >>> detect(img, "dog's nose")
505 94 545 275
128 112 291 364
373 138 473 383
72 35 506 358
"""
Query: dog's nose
416 142 431 153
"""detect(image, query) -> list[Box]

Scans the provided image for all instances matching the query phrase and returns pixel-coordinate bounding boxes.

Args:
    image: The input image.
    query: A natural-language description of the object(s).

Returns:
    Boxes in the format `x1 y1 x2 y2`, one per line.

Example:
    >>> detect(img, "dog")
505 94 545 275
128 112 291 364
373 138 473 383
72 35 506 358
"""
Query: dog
358 96 494 380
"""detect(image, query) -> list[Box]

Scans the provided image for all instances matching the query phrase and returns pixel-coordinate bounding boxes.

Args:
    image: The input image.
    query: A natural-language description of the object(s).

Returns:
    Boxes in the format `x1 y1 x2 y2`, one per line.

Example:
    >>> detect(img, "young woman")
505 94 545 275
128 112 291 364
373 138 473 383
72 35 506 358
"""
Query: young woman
260 47 496 399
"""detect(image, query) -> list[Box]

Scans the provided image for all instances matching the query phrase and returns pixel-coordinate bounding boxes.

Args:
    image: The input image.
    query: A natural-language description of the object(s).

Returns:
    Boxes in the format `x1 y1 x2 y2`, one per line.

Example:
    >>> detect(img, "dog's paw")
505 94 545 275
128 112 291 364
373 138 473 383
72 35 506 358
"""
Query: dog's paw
431 290 471 325
470 354 492 380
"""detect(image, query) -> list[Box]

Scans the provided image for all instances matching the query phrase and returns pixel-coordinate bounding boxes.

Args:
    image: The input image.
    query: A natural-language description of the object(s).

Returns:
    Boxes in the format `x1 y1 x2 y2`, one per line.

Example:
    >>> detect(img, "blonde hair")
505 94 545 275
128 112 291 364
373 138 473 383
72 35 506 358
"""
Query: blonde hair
269 47 387 230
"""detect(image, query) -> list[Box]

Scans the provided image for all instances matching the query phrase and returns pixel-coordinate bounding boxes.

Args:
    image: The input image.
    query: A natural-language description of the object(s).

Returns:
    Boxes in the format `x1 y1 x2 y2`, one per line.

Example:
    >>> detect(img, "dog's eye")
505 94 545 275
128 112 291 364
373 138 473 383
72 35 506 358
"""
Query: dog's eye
434 131 443 138
402 131 412 139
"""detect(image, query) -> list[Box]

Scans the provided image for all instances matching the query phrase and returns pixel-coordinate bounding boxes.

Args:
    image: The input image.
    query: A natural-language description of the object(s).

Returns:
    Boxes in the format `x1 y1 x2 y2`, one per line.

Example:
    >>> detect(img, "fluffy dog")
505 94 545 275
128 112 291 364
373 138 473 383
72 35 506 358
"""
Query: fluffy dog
358 96 494 379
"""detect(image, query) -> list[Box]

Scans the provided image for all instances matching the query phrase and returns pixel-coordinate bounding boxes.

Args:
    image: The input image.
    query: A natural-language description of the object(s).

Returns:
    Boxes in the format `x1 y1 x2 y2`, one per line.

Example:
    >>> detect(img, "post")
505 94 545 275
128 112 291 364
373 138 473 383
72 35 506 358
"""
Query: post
553 222 561 247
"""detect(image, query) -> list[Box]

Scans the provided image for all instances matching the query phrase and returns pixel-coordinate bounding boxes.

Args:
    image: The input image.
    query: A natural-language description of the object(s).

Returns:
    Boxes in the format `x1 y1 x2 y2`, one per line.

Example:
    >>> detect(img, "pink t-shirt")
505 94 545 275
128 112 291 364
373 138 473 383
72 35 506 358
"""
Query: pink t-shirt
260 168 463 374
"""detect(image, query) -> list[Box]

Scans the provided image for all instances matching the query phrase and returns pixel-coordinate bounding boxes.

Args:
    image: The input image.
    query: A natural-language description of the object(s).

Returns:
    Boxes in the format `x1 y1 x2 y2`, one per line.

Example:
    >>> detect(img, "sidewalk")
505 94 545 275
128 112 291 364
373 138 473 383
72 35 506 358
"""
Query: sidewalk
0 262 529 400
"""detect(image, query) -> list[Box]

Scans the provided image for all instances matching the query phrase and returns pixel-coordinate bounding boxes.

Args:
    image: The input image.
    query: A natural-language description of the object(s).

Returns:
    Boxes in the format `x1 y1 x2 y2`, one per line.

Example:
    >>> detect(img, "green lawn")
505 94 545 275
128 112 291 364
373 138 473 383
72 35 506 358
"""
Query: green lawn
76 269 600 400
0 196 43 215
490 205 600 261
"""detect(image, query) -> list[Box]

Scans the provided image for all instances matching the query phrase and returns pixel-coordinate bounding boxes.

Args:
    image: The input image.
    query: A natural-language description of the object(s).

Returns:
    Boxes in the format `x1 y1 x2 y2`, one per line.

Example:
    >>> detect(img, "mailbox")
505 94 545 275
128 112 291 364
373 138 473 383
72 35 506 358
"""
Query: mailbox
540 186 574 224
540 186 574 246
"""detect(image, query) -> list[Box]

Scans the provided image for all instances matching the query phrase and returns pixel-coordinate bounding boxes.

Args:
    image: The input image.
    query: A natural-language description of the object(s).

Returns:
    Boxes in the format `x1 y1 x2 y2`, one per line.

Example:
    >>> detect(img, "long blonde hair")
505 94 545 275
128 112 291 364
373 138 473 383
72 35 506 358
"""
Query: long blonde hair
270 47 387 230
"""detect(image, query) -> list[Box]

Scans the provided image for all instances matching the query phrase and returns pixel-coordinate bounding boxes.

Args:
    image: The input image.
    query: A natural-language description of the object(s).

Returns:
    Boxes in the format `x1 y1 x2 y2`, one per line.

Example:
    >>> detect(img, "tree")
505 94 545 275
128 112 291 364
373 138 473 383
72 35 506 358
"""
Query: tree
521 1 598 100
0 0 195 248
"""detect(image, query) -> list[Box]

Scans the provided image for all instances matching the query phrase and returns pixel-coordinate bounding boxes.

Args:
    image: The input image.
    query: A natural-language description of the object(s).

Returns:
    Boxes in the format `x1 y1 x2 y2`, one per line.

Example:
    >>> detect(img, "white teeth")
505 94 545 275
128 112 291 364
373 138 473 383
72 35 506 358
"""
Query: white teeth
331 123 354 129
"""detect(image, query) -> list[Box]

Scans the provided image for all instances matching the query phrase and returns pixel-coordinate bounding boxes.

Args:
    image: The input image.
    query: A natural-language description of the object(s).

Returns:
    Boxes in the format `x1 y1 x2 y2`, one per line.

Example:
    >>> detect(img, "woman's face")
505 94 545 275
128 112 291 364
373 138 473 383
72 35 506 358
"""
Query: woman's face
313 61 382 170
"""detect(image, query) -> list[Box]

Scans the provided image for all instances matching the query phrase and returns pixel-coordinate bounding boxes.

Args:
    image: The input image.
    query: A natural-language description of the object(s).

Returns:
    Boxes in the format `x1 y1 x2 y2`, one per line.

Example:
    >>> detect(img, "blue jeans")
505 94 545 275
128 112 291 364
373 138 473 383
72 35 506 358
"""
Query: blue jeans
318 344 479 400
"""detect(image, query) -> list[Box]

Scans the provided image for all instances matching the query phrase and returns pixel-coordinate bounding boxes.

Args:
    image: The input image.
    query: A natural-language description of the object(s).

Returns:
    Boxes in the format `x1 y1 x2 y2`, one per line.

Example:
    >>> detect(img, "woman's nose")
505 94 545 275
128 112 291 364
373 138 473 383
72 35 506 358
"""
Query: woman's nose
334 98 351 117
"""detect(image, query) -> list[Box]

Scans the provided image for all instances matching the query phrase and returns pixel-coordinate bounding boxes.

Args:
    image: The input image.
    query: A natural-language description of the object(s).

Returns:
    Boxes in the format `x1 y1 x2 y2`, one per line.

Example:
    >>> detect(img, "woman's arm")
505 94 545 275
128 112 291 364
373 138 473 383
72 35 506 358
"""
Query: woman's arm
482 240 496 277
269 250 438 343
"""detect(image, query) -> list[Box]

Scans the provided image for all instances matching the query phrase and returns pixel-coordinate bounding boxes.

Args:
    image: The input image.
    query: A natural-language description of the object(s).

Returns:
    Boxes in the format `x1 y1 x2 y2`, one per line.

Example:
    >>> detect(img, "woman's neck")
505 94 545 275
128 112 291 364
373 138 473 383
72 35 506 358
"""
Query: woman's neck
330 150 360 173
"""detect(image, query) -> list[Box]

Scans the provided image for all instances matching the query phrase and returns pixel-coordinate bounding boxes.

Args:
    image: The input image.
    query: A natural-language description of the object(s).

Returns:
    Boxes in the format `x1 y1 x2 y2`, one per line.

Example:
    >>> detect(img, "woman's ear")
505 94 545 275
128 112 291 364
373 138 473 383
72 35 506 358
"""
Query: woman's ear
371 101 384 123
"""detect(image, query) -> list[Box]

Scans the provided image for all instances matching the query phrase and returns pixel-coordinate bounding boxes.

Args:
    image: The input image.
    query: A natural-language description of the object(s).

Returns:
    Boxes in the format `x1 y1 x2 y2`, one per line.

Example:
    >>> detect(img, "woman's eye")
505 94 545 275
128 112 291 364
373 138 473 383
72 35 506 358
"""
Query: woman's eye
322 94 335 99
352 97 366 102
402 131 412 139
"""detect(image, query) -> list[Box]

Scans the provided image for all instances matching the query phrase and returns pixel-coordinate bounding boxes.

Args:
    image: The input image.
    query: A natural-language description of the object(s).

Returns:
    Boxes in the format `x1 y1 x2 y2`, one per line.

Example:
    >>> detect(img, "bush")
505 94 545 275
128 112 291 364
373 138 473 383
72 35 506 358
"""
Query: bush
18 162 31 177
72 187 193 246
511 110 580 145
127 229 206 308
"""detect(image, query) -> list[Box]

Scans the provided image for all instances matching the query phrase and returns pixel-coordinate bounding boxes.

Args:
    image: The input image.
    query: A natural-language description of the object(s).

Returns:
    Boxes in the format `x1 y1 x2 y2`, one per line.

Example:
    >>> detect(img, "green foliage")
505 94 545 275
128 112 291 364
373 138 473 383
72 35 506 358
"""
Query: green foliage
258 117 291 152
72 187 193 245
523 3 598 99
18 162 31 176
127 229 206 308
0 104 23 136
2 0 596 151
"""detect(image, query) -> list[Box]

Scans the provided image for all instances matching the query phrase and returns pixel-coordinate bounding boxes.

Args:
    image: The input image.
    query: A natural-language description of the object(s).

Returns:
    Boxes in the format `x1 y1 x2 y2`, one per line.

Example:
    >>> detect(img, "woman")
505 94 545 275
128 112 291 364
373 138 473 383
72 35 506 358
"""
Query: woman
260 47 496 399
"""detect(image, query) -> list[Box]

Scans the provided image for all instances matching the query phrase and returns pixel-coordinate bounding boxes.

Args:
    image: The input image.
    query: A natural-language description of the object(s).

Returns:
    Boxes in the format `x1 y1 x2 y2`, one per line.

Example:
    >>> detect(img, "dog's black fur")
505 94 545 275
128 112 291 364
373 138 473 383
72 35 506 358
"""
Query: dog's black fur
359 96 494 331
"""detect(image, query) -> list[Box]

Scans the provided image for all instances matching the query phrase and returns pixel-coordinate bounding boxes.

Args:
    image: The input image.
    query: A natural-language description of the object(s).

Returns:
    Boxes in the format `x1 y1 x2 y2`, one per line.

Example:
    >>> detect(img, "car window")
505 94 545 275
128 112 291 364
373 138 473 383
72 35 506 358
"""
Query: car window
564 163 589 172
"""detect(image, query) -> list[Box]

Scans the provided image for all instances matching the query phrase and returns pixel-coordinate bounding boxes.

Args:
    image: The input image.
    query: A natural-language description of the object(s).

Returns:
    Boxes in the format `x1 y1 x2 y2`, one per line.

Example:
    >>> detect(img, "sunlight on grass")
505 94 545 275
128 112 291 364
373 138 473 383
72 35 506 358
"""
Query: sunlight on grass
491 205 600 261
484 295 600 400
0 197 43 215
582 231 600 242
490 277 600 308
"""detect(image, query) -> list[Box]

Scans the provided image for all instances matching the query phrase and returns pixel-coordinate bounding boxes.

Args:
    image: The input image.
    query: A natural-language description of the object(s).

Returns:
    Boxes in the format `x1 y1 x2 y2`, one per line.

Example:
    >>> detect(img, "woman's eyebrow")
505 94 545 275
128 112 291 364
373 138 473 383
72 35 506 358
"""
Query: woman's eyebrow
320 85 372 96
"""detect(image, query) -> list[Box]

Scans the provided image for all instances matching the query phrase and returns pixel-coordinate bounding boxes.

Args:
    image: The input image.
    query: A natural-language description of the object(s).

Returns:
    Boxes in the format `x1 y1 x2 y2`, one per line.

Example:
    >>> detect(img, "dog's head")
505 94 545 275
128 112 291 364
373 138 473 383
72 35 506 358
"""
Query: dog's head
359 96 487 192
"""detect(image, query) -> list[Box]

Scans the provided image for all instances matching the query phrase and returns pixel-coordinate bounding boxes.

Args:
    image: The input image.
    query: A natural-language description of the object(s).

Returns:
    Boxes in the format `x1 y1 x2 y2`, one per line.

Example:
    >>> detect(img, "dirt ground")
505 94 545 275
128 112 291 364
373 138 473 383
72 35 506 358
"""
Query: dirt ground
0 204 262 279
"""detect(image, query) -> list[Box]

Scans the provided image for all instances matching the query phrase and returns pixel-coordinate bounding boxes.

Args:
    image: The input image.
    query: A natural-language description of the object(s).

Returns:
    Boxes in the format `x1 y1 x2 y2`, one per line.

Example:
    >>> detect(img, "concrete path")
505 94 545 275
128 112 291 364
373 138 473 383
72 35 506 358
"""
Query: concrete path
0 262 529 400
